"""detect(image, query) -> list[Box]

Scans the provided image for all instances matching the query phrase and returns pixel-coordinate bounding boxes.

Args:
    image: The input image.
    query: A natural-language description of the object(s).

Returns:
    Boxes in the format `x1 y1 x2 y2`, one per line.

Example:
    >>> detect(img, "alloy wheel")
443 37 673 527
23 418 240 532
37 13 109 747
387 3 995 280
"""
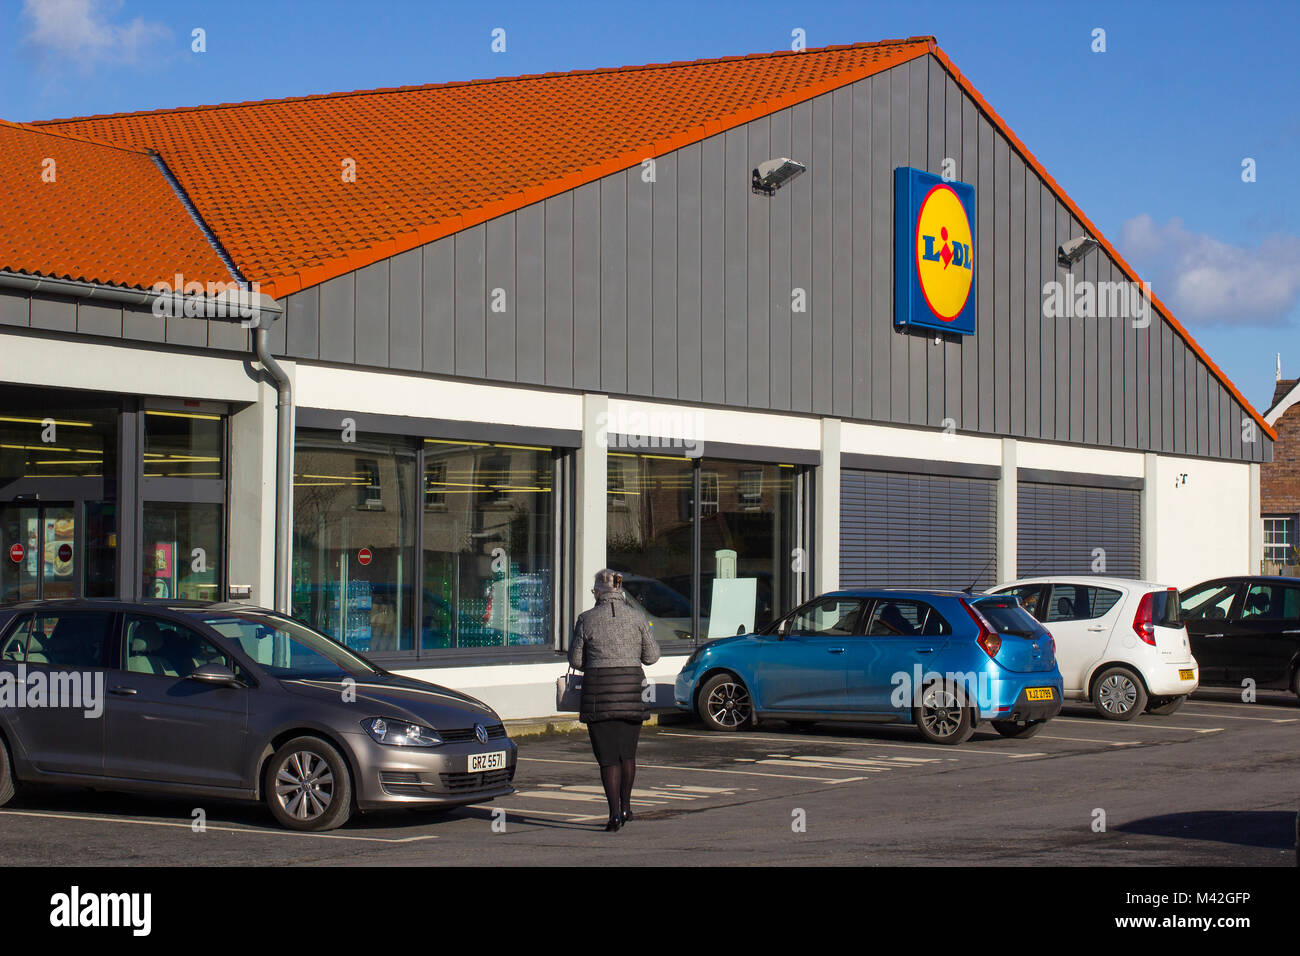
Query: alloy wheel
1097 674 1138 715
920 686 963 738
274 750 335 822
706 682 752 729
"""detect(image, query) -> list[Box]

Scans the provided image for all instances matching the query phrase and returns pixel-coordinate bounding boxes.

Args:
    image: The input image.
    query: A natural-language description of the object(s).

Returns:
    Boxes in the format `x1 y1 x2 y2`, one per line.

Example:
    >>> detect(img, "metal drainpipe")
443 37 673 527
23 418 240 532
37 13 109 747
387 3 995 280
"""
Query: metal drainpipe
254 325 293 613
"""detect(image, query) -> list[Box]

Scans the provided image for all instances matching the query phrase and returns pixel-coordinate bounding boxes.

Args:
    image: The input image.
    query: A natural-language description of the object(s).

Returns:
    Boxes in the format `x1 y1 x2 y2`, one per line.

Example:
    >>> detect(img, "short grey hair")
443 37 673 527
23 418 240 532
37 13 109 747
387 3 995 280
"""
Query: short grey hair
592 568 624 596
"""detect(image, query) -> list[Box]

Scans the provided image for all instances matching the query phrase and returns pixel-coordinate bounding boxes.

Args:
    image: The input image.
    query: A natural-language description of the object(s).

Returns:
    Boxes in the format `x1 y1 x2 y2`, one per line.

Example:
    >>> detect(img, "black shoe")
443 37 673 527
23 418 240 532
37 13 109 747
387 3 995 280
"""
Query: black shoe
604 816 623 832
621 809 633 823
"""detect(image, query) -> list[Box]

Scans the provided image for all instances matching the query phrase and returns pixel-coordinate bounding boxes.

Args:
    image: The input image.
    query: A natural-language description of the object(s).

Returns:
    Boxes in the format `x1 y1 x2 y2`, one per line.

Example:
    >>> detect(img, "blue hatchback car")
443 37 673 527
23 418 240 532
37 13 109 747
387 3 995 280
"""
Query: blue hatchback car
674 589 1064 744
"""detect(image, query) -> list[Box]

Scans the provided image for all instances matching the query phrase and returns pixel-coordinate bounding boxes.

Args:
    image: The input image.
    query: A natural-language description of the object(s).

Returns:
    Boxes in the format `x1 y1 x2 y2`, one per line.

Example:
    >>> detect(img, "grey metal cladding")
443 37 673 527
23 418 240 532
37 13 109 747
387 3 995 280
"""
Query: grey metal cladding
271 53 1266 463
354 260 389 368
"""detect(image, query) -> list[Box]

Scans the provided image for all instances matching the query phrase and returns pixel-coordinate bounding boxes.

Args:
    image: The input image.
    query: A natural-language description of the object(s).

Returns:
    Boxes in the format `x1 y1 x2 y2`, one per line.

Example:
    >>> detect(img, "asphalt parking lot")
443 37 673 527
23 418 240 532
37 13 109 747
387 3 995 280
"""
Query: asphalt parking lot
1 688 1295 866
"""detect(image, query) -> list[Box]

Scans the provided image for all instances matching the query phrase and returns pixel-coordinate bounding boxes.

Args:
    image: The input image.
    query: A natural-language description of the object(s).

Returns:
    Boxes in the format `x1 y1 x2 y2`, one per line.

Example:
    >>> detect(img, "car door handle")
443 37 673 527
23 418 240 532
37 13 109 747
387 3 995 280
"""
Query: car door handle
109 686 138 696
827 647 845 654
1282 630 1300 635
1202 633 1224 639
1087 626 1106 632
917 648 935 654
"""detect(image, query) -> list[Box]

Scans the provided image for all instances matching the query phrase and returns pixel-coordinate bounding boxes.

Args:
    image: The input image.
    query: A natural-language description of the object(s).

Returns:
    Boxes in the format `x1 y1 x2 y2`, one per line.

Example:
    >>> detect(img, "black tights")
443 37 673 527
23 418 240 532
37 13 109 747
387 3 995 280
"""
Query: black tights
599 759 636 819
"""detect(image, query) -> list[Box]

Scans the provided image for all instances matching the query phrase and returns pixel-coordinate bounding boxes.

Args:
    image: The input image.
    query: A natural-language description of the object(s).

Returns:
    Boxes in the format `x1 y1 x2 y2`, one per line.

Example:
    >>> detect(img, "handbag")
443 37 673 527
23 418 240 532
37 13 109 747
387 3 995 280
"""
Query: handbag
556 666 583 712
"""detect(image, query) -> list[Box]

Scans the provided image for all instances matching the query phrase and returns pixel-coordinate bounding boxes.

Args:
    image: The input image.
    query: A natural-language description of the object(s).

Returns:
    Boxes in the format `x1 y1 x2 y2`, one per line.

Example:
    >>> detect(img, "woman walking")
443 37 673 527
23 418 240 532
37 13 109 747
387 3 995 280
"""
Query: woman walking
568 569 661 831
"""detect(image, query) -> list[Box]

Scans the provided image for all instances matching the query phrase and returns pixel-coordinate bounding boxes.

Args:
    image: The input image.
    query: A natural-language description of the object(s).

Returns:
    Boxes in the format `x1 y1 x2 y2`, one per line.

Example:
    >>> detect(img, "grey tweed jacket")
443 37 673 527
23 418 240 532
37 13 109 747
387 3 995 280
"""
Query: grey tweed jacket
568 592 661 670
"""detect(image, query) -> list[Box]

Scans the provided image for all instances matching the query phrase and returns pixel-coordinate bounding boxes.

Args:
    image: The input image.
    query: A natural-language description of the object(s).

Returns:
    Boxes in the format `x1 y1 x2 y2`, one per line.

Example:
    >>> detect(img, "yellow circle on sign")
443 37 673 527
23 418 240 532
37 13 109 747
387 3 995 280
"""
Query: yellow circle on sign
914 184 974 322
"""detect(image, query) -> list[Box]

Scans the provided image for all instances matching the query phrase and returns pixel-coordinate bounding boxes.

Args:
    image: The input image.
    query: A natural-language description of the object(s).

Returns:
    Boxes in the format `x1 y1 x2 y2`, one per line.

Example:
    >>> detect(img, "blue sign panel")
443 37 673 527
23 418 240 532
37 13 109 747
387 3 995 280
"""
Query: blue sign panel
894 166 977 336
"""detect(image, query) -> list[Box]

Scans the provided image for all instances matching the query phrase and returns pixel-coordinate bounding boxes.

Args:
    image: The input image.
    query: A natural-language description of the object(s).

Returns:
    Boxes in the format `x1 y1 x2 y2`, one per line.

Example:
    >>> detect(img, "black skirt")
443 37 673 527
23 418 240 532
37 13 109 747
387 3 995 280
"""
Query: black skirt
587 719 642 767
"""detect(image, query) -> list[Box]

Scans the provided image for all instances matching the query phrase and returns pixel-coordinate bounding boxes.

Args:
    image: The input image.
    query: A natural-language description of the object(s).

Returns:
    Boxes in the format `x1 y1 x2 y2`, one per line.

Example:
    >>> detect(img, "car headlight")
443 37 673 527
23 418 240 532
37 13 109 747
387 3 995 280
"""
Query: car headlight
363 717 442 747
685 644 706 667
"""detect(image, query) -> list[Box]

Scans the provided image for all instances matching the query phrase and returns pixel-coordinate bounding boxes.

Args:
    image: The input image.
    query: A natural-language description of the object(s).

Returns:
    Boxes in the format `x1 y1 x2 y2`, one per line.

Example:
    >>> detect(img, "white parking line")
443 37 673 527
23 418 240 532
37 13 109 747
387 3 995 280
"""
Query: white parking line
1036 735 1142 746
518 755 862 783
1174 709 1298 723
494 806 591 821
656 730 1046 758
1051 718 1222 734
0 809 438 843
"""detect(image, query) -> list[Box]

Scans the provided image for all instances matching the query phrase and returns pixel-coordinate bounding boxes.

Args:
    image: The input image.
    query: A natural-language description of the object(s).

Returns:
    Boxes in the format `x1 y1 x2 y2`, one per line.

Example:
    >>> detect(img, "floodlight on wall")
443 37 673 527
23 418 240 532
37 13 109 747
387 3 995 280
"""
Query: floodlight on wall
1057 235 1099 268
752 157 807 196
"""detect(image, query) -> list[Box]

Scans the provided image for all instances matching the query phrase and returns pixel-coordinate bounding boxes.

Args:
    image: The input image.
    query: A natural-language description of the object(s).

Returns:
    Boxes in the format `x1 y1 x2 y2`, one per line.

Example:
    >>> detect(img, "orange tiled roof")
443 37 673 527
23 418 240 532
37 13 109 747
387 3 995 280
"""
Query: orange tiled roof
8 37 1275 439
0 120 233 290
33 39 932 298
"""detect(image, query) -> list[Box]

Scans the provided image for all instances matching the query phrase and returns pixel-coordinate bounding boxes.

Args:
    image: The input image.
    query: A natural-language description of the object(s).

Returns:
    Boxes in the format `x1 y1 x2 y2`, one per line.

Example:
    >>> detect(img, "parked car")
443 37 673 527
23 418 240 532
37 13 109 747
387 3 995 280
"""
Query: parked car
989 577 1197 720
674 588 1063 745
1180 576 1300 698
619 574 707 643
0 599 516 831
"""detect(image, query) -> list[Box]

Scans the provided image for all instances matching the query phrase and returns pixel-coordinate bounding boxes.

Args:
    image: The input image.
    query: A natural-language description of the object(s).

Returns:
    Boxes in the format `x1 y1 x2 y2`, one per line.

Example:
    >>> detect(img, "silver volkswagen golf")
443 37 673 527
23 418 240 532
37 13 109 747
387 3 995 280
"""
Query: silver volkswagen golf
0 600 517 831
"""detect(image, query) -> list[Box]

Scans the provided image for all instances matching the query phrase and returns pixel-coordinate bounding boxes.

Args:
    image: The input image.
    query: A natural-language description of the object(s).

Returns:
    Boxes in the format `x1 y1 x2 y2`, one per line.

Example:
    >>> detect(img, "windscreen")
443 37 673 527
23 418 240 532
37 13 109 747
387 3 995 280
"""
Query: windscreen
203 611 380 679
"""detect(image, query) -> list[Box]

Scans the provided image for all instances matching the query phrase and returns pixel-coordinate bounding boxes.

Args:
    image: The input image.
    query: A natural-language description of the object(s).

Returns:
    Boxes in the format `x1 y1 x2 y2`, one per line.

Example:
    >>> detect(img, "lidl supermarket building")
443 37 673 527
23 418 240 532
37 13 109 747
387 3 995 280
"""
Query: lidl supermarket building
0 38 1275 717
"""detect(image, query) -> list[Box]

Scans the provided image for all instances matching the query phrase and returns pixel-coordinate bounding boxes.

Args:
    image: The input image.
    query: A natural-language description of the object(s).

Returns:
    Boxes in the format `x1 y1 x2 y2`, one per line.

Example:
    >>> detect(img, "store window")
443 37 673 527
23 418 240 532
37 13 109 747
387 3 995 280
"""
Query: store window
422 439 554 649
140 409 226 602
698 458 796 638
607 454 799 647
142 410 224 478
141 502 223 600
0 386 119 603
608 453 697 645
291 432 417 653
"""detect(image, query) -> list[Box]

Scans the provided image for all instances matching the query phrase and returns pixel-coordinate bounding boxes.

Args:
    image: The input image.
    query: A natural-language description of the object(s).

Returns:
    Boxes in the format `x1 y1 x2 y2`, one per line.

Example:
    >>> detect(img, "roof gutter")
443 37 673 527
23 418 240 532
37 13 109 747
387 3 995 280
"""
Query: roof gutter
0 270 284 324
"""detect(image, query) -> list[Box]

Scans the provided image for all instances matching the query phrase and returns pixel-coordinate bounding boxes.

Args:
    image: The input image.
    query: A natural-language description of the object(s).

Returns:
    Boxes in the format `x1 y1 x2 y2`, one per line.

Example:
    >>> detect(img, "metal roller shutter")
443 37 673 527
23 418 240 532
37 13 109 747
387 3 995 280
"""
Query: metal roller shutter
1017 482 1140 578
840 470 998 590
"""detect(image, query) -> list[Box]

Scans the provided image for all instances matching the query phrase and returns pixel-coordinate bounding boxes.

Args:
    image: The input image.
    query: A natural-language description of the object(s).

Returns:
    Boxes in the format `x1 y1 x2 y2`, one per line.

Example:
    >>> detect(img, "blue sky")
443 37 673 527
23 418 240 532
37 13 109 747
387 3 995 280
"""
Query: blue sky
4 0 1297 413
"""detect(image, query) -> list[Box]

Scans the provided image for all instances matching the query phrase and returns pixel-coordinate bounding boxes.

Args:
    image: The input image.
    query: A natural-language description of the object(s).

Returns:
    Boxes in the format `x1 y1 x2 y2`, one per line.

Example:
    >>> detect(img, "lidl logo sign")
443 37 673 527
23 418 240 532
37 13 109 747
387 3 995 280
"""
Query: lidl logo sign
894 167 976 335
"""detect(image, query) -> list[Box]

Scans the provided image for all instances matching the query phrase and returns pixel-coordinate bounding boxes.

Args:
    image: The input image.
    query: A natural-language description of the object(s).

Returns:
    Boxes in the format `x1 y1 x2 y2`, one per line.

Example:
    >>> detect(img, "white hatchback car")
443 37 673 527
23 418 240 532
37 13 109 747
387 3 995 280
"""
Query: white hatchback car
988 577 1199 720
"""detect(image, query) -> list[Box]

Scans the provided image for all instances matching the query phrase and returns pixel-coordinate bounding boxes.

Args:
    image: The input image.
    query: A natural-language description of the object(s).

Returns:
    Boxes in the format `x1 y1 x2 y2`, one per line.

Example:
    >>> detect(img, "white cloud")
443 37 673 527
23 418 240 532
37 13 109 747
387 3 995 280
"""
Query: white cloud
21 0 170 68
1119 214 1300 326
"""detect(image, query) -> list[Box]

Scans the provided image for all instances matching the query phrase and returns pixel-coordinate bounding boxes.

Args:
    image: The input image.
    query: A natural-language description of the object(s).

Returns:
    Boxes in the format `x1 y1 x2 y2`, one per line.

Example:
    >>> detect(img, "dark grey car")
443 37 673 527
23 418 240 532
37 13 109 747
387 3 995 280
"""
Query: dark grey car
0 600 517 831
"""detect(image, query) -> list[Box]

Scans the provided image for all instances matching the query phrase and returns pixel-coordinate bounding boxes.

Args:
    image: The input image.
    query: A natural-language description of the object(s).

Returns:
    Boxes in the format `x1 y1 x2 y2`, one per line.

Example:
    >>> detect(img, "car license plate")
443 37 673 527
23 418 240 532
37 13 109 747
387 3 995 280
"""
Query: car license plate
1179 669 1194 681
1025 687 1054 701
468 751 506 773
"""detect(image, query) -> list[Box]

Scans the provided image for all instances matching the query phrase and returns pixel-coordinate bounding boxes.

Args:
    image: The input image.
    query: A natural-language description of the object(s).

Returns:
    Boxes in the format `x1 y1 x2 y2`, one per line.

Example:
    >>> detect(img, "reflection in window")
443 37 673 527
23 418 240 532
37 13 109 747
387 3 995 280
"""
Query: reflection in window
608 454 696 644
142 502 222 601
421 439 554 650
292 434 416 653
607 455 798 646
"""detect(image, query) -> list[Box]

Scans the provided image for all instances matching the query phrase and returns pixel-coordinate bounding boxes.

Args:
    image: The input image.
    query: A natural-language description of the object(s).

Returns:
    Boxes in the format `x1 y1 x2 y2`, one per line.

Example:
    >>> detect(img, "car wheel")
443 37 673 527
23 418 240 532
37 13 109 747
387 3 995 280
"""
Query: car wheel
265 736 353 832
991 719 1046 739
0 735 15 806
914 682 975 745
1092 667 1148 721
697 673 754 732
1147 694 1186 716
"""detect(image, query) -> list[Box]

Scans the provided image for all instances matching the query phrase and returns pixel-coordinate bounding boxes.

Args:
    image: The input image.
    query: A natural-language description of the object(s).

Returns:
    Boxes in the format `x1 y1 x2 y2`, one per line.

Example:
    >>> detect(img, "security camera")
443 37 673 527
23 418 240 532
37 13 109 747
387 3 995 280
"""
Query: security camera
1057 235 1099 268
752 157 807 196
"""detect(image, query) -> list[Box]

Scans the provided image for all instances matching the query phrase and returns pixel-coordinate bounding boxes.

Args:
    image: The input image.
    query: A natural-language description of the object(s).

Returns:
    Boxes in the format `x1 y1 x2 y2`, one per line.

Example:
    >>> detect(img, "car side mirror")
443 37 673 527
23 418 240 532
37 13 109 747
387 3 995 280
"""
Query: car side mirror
190 663 240 687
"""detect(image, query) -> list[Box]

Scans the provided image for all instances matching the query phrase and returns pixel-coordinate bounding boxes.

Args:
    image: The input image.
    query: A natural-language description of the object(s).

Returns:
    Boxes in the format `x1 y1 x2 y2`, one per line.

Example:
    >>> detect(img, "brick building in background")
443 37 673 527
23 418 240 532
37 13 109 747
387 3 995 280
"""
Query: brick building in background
1262 377 1300 572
